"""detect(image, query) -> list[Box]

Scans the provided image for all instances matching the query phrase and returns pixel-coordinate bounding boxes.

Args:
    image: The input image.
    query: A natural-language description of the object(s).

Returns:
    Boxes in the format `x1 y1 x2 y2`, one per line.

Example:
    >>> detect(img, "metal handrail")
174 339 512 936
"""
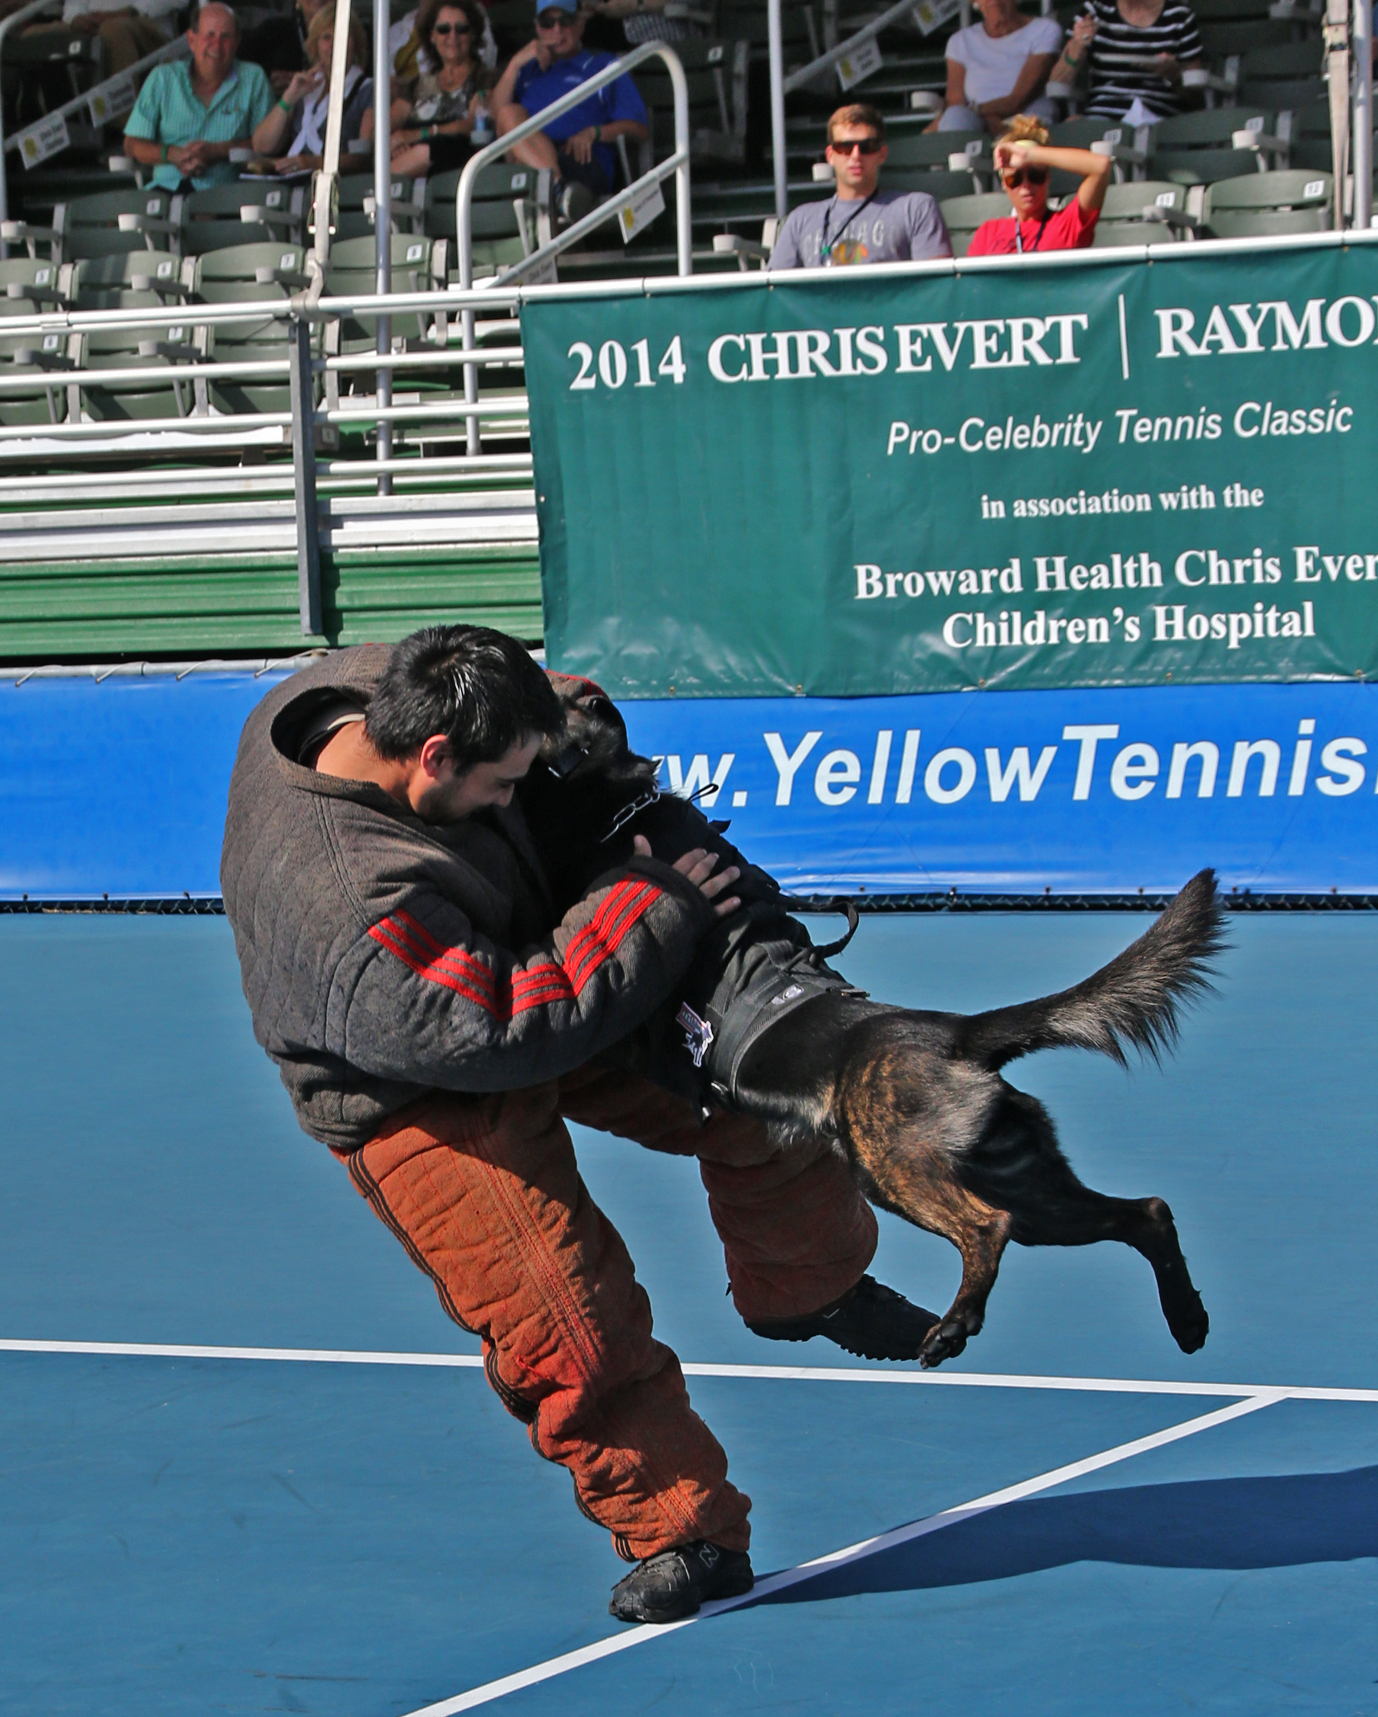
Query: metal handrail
3 34 188 157
455 40 692 452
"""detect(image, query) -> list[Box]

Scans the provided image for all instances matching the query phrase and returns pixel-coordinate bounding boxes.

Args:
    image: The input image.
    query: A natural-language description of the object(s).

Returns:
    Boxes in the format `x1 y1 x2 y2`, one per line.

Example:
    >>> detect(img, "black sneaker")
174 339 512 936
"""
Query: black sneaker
746 1274 939 1362
609 1539 754 1625
556 178 594 228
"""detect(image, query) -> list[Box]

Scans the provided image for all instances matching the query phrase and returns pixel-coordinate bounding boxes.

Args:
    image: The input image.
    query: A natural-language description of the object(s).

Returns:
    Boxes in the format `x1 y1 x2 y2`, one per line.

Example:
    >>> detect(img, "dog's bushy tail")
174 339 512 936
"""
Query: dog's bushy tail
954 869 1227 1072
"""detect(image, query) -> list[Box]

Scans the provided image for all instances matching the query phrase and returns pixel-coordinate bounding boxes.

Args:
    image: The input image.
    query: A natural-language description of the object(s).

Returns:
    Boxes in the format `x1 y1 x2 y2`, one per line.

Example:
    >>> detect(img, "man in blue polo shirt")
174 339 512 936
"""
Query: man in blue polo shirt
489 0 648 220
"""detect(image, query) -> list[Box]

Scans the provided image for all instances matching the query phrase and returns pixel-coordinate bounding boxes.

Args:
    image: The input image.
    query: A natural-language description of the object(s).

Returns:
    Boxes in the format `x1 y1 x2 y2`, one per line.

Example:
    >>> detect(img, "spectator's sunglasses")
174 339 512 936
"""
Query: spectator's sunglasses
1002 165 1049 187
536 9 577 26
432 20 471 32
829 136 882 156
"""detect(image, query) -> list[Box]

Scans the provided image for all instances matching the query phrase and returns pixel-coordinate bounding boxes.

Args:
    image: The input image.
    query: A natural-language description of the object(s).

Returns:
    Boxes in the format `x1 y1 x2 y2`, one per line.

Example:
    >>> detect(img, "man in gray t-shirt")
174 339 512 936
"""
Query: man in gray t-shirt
768 101 952 269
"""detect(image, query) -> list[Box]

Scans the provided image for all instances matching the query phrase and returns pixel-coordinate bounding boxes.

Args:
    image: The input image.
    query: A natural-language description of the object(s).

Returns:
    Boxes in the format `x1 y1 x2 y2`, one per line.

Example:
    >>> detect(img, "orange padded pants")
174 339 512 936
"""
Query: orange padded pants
341 1062 878 1561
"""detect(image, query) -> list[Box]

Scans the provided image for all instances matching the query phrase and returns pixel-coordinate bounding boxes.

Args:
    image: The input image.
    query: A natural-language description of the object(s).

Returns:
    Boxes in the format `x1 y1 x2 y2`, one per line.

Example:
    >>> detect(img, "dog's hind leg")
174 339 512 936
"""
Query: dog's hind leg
1009 1182 1209 1355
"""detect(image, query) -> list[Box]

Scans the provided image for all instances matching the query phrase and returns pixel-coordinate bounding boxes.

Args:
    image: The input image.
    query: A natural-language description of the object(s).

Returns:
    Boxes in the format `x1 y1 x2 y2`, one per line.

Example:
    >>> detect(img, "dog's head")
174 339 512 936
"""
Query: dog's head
535 673 658 801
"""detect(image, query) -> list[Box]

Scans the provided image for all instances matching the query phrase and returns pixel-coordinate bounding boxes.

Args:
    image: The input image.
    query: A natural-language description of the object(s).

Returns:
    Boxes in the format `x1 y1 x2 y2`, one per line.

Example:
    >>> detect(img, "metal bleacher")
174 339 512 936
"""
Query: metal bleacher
0 0 1367 662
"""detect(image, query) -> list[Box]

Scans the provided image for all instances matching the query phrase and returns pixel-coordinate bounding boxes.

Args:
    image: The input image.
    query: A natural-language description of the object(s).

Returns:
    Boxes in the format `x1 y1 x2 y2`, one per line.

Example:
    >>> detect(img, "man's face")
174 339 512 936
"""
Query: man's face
188 5 238 77
535 7 584 60
827 125 886 198
413 734 543 823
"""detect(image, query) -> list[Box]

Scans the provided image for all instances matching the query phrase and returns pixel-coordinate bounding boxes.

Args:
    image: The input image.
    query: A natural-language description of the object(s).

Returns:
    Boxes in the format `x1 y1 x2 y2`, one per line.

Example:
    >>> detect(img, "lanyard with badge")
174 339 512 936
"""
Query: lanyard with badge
819 193 875 266
1015 213 1051 254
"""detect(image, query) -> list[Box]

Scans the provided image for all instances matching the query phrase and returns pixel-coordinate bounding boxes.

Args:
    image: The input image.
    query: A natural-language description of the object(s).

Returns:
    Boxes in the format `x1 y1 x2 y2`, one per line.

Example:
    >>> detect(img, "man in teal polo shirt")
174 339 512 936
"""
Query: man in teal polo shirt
123 1 274 190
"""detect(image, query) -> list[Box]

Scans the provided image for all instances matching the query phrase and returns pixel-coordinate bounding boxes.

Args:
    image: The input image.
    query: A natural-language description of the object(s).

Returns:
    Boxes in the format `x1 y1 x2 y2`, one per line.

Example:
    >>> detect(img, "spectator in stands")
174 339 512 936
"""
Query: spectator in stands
932 0 1062 133
123 3 274 190
489 0 649 221
239 0 326 98
389 0 497 79
1054 0 1204 123
60 0 179 77
360 0 491 178
769 103 952 268
251 3 372 173
967 113 1110 254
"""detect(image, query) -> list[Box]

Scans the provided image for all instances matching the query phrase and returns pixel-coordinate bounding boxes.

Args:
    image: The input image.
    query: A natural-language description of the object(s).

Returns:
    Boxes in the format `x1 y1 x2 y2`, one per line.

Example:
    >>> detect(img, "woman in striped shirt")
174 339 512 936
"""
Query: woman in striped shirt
1055 0 1204 123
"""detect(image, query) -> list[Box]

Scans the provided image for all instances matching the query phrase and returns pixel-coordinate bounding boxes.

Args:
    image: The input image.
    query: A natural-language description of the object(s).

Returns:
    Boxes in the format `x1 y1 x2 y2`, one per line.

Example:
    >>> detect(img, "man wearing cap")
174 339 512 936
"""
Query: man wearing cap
769 103 953 269
489 0 648 222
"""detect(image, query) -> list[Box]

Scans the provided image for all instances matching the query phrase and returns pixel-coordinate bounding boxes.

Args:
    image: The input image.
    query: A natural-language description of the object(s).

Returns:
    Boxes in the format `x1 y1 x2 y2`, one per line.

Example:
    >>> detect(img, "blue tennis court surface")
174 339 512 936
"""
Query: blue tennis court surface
1 910 1374 1714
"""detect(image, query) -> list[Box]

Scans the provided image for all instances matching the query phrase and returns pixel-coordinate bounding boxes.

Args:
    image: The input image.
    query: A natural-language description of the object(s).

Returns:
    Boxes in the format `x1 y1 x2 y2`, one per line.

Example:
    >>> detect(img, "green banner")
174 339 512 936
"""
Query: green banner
523 239 1378 697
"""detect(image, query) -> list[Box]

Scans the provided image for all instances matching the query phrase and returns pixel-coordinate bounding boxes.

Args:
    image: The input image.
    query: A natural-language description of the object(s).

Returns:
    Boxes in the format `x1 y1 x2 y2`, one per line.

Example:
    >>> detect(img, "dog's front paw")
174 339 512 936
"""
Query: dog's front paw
918 1319 969 1369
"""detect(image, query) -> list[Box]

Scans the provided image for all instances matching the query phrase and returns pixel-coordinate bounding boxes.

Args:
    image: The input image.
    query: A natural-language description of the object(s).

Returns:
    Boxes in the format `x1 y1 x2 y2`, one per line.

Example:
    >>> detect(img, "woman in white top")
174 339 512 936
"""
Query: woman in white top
251 3 373 173
934 0 1063 134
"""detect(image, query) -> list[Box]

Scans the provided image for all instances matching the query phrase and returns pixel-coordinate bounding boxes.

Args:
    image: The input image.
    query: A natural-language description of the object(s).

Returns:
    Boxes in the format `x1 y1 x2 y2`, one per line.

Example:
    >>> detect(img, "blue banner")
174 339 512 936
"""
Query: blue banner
0 673 1373 899
620 681 1378 896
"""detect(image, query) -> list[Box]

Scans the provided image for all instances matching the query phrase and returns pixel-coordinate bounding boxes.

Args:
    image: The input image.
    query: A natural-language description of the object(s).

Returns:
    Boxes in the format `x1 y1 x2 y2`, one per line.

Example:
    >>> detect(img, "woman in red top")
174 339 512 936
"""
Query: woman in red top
967 113 1111 255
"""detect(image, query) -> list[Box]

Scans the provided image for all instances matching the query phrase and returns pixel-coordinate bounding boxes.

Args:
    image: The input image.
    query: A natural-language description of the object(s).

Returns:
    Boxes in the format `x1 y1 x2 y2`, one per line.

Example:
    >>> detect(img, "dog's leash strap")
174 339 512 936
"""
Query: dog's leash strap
781 896 860 959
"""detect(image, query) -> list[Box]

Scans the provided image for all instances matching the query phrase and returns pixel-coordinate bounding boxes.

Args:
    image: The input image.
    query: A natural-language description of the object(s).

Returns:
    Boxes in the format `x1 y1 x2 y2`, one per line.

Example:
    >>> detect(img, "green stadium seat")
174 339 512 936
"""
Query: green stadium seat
1287 97 1334 171
1093 179 1198 245
183 242 312 302
1202 167 1333 236
3 189 182 264
635 40 750 164
63 251 187 310
938 189 1011 256
77 320 208 422
885 166 982 200
884 132 989 171
0 256 65 312
0 318 79 428
181 181 307 253
425 164 548 280
1198 17 1297 56
1238 37 1324 110
179 243 313 418
334 173 428 238
1150 108 1281 185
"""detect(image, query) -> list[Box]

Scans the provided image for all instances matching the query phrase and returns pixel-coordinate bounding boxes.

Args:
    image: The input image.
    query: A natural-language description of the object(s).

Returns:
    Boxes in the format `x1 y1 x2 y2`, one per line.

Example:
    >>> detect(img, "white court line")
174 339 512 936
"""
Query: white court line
2 1338 1376 1403
398 1393 1283 1717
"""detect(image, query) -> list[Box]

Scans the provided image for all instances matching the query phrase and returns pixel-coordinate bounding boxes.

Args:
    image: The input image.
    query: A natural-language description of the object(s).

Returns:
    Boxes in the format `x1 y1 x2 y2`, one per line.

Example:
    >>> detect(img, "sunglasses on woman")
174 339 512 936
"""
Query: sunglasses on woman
830 137 883 156
1001 165 1049 187
432 21 471 33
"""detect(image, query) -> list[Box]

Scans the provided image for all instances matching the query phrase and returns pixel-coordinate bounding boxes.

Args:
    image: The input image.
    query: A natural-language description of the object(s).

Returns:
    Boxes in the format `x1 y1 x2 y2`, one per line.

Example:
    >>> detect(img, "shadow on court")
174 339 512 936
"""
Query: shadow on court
761 1465 1378 1603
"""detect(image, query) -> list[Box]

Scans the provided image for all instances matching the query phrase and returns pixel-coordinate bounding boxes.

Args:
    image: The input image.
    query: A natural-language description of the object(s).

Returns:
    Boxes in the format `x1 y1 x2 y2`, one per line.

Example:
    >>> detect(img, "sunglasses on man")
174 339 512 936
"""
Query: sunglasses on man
829 136 882 156
536 10 576 26
432 20 471 32
1001 165 1049 187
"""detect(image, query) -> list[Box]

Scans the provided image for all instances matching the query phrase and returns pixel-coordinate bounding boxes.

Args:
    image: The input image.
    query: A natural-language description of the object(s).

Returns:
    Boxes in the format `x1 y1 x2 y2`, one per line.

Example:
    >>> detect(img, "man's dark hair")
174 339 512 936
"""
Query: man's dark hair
365 625 564 767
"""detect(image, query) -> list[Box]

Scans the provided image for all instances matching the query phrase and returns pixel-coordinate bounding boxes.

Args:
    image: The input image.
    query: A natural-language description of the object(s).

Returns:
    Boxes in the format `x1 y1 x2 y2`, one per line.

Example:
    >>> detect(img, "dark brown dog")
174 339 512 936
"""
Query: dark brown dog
520 677 1223 1369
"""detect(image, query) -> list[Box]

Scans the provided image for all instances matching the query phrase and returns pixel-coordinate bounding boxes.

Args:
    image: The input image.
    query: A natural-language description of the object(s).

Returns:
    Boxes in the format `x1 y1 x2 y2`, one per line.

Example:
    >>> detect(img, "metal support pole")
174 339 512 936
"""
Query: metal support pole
373 0 392 490
1354 0 1372 228
289 316 323 635
768 0 787 221
0 0 65 258
1325 0 1351 230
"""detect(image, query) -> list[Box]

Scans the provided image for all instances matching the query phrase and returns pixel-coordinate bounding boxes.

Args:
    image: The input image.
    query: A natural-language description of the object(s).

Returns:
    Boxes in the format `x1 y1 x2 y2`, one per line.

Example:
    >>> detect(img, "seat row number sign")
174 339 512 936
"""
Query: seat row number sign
88 70 138 127
16 112 70 170
836 34 883 91
618 177 666 245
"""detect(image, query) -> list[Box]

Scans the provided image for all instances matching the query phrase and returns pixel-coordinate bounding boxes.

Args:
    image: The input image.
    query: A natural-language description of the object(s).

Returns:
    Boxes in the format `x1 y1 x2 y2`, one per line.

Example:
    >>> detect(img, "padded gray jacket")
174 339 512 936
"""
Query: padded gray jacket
220 646 715 1151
